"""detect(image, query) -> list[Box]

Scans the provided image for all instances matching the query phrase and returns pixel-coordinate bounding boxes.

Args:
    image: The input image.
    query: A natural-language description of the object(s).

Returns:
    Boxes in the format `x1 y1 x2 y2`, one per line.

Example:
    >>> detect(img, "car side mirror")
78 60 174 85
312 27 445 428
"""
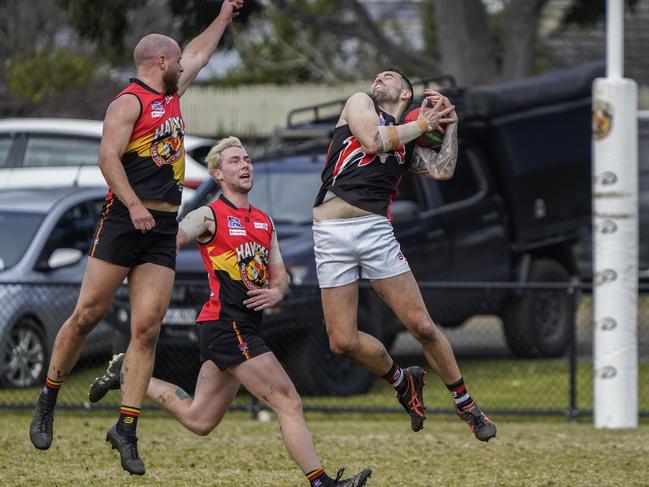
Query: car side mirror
390 200 421 224
42 248 84 271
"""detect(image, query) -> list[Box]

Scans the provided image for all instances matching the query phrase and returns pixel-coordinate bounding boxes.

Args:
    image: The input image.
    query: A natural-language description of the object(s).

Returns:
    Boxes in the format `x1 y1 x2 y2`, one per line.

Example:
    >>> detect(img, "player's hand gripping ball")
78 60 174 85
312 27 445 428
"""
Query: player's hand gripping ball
402 107 444 149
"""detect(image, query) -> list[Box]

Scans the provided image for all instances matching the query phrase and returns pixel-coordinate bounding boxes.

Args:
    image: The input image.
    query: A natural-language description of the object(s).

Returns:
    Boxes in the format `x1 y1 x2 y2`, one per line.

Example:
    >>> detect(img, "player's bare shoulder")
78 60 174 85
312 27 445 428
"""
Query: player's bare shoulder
338 92 375 127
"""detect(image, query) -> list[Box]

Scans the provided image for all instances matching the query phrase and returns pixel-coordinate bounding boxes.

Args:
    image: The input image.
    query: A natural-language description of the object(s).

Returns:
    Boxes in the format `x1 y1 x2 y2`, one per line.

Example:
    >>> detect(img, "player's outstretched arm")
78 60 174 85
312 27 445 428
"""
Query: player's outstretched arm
344 92 454 155
177 206 216 253
177 0 244 96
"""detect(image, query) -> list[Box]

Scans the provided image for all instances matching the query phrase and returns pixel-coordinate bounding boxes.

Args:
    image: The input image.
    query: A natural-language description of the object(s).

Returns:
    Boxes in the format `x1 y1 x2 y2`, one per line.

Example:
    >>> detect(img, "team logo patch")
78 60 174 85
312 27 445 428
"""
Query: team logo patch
229 229 247 236
227 216 244 229
150 101 165 118
236 241 269 290
151 117 184 166
593 99 613 140
254 222 268 230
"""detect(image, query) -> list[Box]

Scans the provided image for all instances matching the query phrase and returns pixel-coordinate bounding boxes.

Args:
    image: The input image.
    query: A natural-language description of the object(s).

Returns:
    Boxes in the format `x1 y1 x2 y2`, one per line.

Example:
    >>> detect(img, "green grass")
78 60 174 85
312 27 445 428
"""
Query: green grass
2 410 649 486
3 359 649 414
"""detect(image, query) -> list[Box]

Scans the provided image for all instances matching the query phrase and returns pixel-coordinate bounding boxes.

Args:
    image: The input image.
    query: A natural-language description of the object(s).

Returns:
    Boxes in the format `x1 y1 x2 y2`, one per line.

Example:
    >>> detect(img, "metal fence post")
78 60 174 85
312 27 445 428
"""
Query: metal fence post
568 284 579 421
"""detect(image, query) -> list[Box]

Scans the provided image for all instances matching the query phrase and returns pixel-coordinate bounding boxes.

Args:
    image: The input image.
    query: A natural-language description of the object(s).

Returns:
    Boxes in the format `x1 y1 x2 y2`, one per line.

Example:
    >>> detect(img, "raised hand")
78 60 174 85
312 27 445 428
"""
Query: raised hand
420 96 455 133
218 0 245 24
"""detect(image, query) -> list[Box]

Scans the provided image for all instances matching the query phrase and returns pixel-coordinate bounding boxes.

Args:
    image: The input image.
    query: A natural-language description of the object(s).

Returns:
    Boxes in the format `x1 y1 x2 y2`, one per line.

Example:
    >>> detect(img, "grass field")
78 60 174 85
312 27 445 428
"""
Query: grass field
3 347 649 485
2 358 649 413
2 410 648 486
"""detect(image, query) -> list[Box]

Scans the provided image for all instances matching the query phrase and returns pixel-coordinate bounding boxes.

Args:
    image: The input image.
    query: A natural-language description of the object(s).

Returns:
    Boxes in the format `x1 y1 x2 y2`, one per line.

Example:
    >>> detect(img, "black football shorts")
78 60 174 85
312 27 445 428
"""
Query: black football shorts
197 319 271 371
89 198 178 270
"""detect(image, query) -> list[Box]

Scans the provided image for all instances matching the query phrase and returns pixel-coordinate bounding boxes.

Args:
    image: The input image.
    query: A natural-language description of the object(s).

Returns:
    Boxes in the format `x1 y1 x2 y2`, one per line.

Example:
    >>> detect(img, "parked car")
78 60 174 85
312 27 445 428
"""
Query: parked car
0 118 215 205
0 186 117 388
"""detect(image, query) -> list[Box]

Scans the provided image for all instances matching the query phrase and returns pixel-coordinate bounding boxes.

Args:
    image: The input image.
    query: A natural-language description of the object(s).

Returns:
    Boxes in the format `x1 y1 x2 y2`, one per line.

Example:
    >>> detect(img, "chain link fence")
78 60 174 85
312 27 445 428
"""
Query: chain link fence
1 281 648 418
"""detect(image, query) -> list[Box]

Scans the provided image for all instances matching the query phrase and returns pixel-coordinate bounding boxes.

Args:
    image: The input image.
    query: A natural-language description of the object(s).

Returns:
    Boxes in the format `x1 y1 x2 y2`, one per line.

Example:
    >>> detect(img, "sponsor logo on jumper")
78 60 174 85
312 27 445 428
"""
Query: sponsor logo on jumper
236 241 269 290
150 101 165 118
151 117 184 166
378 112 387 126
238 342 249 353
228 216 244 229
254 222 268 230
229 229 246 236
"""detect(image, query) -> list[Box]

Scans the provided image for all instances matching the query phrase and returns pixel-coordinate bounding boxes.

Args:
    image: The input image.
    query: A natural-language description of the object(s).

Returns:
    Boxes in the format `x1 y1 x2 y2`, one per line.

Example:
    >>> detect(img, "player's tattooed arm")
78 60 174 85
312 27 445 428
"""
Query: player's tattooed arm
409 122 458 179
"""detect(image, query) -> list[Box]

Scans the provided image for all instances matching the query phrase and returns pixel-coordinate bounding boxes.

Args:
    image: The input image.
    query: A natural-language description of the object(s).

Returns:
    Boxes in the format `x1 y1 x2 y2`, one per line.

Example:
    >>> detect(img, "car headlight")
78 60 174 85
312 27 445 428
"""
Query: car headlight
117 308 129 323
288 265 308 286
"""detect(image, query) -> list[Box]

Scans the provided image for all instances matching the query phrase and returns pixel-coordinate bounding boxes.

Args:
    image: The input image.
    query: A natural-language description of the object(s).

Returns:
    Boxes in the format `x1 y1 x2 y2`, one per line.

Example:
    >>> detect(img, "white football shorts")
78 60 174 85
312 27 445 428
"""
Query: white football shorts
312 214 410 288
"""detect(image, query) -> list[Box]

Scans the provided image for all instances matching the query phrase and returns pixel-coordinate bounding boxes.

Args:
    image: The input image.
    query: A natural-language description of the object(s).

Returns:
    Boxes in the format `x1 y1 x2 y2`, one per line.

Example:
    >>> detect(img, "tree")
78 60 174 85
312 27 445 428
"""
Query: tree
260 0 640 86
0 0 68 81
5 47 94 102
221 0 384 84
58 0 262 65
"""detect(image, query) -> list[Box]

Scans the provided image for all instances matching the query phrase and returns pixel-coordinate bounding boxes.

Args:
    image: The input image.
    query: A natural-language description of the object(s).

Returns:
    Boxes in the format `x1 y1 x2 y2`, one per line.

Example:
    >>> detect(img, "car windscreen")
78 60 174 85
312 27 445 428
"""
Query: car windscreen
248 169 321 224
0 211 45 270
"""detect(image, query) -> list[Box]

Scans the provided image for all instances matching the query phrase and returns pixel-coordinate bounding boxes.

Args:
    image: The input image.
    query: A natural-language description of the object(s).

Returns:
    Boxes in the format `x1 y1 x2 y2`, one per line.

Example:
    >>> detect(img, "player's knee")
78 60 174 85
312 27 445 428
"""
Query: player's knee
70 305 103 335
273 386 303 417
409 316 439 344
283 388 303 415
329 334 360 358
131 319 161 349
190 422 216 436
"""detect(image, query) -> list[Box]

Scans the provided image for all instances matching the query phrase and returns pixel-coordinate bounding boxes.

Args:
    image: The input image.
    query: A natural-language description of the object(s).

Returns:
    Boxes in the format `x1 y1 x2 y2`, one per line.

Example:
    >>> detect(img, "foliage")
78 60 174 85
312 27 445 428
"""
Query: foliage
419 0 438 58
58 0 145 64
221 0 379 84
169 0 262 50
562 0 640 27
58 0 261 65
4 47 94 102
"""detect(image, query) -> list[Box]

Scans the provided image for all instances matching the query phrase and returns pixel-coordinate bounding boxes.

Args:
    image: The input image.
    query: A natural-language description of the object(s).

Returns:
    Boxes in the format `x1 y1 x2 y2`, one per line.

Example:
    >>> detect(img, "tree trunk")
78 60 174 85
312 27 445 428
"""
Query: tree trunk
502 0 551 80
434 0 496 86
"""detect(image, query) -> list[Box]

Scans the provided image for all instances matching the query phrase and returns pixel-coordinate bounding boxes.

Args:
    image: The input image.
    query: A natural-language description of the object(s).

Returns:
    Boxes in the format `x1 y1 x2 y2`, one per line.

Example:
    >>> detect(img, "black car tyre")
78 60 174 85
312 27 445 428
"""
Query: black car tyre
502 258 577 358
285 306 377 396
0 318 48 388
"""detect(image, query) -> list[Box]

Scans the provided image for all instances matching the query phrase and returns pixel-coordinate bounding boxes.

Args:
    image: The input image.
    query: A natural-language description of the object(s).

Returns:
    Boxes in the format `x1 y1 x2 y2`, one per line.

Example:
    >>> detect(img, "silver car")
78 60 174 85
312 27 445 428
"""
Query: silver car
0 186 116 388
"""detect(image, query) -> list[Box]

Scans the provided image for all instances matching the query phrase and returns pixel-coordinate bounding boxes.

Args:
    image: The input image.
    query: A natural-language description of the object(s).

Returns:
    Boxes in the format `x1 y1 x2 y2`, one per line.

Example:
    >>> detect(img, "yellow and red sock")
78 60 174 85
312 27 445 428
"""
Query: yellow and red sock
40 377 63 407
306 467 329 486
117 405 141 437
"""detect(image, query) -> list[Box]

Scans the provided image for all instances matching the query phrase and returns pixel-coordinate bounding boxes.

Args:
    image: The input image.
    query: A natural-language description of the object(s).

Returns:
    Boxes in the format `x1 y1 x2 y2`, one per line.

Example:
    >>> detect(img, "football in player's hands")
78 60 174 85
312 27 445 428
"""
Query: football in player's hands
402 107 444 149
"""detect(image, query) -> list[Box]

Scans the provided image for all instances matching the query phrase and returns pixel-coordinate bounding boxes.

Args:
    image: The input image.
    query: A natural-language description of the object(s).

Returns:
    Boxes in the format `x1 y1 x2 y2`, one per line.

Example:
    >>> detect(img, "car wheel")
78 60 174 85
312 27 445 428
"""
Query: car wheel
0 318 48 388
284 306 377 396
501 258 577 358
